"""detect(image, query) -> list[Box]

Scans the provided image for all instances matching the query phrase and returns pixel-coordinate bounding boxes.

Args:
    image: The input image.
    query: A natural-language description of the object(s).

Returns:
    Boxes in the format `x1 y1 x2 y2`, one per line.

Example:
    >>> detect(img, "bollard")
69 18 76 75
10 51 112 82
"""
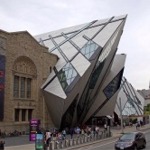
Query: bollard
69 139 73 146
83 136 85 143
56 142 59 150
82 136 84 143
84 136 87 143
99 132 103 139
102 133 105 138
87 136 90 142
73 139 77 145
80 137 83 144
61 140 65 149
58 142 62 149
65 139 69 147
76 138 79 145
95 134 98 140
54 141 57 149
49 142 53 150
50 141 55 150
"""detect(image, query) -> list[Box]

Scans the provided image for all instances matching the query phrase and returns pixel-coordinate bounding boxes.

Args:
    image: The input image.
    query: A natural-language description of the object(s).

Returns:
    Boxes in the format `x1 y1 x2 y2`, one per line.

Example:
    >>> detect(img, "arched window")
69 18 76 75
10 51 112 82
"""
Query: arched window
13 56 37 99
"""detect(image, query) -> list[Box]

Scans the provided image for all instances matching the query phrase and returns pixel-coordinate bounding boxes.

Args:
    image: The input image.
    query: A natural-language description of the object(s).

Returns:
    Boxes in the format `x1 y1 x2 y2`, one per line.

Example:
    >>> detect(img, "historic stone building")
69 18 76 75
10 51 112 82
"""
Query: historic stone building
0 30 58 132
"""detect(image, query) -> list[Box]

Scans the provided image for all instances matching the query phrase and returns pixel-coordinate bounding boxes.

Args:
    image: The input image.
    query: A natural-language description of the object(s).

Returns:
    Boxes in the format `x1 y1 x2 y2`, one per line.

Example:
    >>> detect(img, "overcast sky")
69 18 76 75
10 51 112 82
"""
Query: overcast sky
1 0 150 90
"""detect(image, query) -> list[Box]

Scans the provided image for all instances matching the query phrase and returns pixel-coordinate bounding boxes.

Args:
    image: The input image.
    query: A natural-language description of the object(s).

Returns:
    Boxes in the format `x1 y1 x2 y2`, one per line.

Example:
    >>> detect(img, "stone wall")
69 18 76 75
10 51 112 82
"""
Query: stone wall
0 30 58 132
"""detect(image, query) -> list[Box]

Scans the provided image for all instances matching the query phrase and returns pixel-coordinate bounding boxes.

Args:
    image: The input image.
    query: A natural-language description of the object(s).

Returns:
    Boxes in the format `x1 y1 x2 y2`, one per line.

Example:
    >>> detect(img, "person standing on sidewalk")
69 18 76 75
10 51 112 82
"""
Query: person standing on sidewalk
45 130 51 149
70 128 74 139
135 121 140 130
104 123 107 132
0 140 5 150
62 129 66 139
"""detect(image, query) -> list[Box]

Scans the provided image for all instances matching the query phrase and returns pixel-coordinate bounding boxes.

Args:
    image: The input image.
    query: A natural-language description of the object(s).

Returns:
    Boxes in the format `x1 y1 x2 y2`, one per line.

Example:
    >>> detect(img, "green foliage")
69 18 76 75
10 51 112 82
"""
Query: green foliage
144 104 150 114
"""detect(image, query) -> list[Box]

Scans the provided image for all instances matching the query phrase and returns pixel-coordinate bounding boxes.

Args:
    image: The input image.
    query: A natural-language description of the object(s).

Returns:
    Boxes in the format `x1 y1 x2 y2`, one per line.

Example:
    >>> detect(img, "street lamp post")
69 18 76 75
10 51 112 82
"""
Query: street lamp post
118 97 124 134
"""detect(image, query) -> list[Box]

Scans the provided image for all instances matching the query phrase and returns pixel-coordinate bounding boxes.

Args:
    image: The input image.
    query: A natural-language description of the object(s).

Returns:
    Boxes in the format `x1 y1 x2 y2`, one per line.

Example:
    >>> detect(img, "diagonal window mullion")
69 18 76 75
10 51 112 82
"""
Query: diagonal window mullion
49 35 69 63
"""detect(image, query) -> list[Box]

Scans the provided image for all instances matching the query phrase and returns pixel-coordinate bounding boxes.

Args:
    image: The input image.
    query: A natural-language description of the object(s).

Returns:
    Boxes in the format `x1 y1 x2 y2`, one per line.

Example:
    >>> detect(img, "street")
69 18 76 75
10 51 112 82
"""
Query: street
75 130 150 150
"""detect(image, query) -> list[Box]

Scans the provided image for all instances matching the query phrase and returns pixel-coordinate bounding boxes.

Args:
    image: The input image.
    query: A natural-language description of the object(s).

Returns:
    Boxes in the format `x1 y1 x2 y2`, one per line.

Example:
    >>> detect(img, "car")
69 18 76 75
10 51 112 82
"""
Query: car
114 132 146 150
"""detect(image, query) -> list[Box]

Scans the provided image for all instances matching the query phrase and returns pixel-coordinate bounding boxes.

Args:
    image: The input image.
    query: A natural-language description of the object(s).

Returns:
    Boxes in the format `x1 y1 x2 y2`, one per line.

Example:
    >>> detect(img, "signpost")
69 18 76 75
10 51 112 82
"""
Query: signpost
29 119 40 141
119 97 124 134
35 133 44 150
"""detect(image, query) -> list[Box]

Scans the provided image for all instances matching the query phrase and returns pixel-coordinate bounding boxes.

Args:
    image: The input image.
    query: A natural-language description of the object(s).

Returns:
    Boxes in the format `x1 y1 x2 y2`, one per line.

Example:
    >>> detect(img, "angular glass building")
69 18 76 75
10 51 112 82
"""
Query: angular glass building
115 77 144 117
35 15 127 129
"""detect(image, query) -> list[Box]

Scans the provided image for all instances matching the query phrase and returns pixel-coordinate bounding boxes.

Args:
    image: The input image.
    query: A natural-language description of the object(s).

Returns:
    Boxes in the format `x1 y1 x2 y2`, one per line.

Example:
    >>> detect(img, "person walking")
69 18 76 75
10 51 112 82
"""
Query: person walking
45 130 51 148
70 128 74 139
62 129 66 139
104 123 107 132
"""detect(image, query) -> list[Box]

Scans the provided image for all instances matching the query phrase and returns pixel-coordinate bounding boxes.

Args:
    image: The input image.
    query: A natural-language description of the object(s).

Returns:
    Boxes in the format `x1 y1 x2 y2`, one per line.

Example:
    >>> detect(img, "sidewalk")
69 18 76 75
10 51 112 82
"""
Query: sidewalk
5 144 35 150
5 124 150 150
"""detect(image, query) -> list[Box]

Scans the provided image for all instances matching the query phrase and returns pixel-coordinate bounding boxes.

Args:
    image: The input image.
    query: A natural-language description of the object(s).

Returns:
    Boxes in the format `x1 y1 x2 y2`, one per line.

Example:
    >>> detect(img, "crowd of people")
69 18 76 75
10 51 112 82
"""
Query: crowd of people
43 125 105 148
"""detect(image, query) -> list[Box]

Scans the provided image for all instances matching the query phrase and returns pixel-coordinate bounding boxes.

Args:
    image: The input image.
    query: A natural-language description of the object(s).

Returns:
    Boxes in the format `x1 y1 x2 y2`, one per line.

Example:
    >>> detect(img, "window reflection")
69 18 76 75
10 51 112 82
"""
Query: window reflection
104 69 123 99
57 63 78 91
80 41 99 59
120 77 143 116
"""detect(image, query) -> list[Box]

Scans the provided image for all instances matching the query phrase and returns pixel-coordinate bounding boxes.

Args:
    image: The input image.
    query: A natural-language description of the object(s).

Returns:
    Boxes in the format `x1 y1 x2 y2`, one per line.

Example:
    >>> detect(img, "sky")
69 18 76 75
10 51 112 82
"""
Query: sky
0 0 150 90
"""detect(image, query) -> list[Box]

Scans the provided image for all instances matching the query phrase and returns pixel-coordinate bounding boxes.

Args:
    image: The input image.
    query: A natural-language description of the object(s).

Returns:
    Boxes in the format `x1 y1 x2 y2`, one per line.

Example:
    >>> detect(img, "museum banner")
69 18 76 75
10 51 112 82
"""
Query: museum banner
0 54 5 120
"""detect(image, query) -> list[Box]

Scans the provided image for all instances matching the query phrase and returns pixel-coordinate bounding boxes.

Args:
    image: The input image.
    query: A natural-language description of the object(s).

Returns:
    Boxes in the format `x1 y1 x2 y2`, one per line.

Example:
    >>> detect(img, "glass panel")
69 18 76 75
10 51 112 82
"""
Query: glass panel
22 109 26 121
28 109 33 121
120 77 143 116
15 109 20 122
104 69 123 99
61 94 78 129
53 49 67 72
98 42 111 62
27 78 31 98
20 77 25 98
57 63 78 91
89 61 104 89
13 75 19 98
80 41 99 59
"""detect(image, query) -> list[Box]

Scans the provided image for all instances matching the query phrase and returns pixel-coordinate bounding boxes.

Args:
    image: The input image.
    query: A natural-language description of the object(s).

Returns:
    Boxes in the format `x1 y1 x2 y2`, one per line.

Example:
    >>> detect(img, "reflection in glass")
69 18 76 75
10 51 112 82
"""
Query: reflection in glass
103 69 123 99
57 63 78 91
80 41 99 59
120 77 143 116
61 94 78 129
